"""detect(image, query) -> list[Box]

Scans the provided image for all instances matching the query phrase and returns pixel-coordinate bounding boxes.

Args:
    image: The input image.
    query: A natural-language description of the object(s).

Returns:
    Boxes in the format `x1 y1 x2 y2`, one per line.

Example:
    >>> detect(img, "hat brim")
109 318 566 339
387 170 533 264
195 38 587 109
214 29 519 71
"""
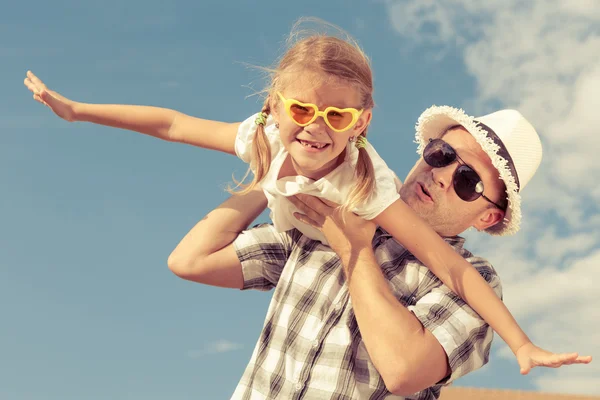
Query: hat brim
414 106 521 236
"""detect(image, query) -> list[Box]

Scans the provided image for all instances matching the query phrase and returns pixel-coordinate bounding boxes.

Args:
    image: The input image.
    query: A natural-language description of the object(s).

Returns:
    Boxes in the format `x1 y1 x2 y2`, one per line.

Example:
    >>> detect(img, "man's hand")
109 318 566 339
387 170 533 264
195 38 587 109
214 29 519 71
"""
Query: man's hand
288 194 376 263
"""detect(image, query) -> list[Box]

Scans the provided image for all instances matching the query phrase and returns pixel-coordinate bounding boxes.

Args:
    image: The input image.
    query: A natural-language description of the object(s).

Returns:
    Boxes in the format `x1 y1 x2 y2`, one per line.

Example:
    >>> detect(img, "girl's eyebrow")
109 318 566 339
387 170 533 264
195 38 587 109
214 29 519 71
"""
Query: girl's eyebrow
285 92 358 110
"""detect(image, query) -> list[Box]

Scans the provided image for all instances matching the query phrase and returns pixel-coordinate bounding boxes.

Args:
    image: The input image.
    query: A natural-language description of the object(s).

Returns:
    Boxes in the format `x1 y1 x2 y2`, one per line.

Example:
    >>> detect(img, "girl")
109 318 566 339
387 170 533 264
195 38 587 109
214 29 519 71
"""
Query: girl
24 26 588 375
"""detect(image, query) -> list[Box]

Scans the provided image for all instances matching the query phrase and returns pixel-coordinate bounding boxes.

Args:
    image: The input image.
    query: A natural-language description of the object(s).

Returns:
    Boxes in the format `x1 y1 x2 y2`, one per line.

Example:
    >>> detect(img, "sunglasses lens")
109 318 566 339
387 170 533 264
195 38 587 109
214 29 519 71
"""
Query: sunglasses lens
424 139 456 167
453 165 482 202
289 103 316 125
326 110 355 131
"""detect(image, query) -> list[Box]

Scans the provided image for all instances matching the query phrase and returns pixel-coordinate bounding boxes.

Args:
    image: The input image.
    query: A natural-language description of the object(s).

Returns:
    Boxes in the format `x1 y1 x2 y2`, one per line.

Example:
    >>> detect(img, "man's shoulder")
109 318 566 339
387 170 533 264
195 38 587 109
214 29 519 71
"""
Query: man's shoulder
237 223 303 251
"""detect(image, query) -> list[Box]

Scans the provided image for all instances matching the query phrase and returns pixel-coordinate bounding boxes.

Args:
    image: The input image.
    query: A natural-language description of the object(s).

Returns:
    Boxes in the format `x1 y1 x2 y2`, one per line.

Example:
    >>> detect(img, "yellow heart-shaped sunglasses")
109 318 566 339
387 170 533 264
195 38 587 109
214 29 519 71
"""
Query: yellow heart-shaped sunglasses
277 92 363 133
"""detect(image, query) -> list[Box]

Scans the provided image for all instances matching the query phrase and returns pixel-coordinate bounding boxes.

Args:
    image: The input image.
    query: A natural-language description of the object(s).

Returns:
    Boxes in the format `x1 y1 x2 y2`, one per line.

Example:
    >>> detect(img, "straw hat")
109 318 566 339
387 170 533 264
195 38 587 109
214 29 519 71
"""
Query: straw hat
414 106 543 235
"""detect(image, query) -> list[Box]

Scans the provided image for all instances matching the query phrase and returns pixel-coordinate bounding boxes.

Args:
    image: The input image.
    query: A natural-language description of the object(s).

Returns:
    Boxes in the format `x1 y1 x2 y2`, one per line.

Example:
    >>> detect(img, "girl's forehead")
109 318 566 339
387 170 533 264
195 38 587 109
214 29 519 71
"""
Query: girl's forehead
280 76 362 106
279 69 351 90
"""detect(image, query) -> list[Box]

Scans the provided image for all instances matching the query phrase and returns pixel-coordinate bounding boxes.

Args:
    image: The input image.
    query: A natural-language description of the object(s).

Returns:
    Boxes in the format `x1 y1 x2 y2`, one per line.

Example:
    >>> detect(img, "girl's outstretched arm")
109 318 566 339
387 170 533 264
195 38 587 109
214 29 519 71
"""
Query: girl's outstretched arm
373 199 592 374
168 186 268 288
24 71 239 154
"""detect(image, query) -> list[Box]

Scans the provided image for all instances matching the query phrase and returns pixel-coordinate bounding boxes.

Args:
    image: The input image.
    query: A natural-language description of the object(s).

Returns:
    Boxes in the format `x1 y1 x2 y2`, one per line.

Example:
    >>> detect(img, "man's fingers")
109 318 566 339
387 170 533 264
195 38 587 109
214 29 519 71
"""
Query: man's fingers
288 194 310 211
294 194 332 214
318 197 340 208
288 196 324 224
293 212 319 228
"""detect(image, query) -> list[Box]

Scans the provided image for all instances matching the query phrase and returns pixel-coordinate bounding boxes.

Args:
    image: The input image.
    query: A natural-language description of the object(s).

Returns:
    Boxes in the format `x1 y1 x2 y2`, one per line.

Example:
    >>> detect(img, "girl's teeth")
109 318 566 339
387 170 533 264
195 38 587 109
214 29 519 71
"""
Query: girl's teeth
300 140 325 149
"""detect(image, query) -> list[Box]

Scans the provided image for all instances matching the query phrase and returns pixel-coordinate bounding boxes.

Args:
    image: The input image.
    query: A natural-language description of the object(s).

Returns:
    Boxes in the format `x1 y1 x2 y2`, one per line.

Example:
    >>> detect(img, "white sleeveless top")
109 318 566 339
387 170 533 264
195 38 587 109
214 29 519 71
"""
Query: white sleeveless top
235 113 401 244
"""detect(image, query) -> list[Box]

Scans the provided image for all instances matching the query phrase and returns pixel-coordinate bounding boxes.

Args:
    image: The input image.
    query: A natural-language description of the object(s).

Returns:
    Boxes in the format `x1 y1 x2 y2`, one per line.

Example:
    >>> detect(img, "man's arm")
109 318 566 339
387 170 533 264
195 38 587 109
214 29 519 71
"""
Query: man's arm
343 247 450 395
288 194 479 396
167 187 268 288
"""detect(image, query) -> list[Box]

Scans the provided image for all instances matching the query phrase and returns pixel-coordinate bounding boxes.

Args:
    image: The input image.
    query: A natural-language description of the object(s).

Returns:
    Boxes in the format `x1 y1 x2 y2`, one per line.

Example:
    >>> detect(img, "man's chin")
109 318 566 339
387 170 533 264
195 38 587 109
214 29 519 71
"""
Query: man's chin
407 199 438 226
404 193 432 210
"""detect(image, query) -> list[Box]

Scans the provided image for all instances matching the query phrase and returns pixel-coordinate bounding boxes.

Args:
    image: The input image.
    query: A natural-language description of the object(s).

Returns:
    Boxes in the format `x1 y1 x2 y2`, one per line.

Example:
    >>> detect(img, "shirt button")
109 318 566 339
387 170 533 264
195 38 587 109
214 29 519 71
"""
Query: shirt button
335 302 343 311
312 340 319 349
295 382 303 391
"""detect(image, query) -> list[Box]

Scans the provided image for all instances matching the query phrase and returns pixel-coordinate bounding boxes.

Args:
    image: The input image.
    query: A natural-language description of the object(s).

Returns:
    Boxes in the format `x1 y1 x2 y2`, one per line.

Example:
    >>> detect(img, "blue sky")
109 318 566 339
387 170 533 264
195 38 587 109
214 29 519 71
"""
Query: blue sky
2 1 598 399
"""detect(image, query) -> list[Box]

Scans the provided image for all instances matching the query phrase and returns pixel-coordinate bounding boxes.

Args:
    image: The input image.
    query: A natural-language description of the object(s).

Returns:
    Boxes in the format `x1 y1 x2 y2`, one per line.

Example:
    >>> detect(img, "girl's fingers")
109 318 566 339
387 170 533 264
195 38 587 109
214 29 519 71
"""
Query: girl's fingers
570 355 593 364
560 352 579 361
27 71 47 90
32 94 48 107
24 78 38 93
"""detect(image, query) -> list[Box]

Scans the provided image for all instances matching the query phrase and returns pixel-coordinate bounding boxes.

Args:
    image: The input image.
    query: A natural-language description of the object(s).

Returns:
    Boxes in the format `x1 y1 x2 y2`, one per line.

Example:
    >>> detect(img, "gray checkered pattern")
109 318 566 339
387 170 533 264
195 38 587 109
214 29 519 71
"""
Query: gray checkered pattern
230 224 502 399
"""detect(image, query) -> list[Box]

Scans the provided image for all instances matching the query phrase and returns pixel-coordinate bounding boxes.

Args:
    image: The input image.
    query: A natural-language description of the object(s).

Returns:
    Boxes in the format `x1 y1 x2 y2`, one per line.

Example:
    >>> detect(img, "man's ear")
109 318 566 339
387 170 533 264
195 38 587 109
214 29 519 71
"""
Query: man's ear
473 208 505 231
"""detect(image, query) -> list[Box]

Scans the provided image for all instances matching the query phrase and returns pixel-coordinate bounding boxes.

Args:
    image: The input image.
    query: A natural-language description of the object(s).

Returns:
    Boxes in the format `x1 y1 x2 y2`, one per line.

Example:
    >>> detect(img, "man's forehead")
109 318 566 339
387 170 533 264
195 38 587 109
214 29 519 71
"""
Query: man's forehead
443 127 496 171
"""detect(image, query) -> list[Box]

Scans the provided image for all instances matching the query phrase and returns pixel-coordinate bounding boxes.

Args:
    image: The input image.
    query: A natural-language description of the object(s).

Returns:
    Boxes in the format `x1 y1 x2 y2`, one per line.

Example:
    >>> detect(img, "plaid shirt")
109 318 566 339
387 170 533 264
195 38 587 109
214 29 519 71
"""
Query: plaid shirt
231 224 502 400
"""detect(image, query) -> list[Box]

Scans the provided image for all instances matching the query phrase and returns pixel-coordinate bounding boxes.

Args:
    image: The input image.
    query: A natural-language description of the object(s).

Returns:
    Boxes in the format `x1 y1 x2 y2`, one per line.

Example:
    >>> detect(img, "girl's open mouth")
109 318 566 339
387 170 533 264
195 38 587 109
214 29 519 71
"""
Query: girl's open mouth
297 139 330 150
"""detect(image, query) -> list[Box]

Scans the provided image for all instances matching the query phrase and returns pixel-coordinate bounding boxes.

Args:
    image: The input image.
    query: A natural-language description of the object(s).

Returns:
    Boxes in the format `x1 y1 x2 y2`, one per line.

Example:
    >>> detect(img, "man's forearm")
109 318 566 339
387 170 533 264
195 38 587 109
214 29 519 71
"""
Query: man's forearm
343 248 449 396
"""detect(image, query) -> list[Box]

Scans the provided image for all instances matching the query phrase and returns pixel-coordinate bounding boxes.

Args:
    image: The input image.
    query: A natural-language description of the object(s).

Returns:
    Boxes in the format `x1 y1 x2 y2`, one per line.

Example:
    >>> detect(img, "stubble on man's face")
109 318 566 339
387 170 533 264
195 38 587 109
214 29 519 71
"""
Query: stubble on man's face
399 170 475 237
400 128 504 237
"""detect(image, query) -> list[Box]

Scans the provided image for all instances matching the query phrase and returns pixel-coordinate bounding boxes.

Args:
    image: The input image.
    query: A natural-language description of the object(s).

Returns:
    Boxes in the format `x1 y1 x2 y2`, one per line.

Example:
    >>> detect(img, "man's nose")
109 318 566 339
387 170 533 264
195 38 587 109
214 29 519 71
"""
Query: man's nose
431 164 456 192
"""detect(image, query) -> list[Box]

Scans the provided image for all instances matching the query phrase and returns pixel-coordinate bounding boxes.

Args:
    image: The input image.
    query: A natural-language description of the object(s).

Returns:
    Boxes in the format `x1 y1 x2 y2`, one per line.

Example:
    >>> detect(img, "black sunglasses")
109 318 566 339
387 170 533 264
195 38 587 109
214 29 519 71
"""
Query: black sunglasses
423 138 505 209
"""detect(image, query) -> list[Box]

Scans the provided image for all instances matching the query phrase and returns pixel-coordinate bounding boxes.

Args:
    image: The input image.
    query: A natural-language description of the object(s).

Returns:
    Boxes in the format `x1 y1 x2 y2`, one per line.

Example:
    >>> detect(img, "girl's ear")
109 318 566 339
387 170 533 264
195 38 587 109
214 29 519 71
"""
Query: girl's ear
354 109 372 135
270 95 280 124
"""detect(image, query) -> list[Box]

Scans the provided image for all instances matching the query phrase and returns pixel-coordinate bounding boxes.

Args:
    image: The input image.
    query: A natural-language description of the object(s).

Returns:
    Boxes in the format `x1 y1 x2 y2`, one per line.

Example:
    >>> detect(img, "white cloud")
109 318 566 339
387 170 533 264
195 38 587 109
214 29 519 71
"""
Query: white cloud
187 340 243 358
502 250 600 319
533 228 598 265
462 218 600 396
385 0 600 394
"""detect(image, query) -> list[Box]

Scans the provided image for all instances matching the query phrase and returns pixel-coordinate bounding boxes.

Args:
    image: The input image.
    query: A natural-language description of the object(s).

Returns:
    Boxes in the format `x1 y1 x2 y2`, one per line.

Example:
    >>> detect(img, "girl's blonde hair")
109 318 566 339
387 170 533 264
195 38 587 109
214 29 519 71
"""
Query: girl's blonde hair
230 18 376 212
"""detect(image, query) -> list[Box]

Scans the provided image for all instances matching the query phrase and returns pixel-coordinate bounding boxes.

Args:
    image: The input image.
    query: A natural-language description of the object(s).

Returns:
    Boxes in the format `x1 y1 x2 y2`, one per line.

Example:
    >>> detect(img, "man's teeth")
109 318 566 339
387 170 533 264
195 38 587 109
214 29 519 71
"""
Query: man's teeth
299 140 327 149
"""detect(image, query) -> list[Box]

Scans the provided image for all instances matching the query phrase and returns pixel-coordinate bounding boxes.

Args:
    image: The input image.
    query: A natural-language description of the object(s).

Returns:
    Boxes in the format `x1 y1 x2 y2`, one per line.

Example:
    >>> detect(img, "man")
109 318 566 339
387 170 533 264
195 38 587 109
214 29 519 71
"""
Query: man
168 106 585 399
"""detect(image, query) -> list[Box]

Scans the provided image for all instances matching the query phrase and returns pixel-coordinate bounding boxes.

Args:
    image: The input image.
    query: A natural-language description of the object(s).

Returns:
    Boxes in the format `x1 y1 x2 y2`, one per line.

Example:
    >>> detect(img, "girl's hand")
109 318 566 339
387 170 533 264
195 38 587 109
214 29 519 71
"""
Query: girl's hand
24 71 78 122
516 342 592 375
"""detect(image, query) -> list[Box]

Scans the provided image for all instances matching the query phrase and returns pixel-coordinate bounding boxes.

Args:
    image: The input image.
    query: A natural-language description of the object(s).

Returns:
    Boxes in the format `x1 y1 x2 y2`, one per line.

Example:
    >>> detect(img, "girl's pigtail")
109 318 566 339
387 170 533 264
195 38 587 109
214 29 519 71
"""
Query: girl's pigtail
228 98 273 195
343 132 376 212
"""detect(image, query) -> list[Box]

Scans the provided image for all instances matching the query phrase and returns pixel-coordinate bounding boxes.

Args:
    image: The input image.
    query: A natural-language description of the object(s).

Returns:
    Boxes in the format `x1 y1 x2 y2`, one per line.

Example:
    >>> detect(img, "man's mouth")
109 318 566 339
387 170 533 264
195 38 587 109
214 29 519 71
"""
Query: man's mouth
297 139 330 150
417 182 434 203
